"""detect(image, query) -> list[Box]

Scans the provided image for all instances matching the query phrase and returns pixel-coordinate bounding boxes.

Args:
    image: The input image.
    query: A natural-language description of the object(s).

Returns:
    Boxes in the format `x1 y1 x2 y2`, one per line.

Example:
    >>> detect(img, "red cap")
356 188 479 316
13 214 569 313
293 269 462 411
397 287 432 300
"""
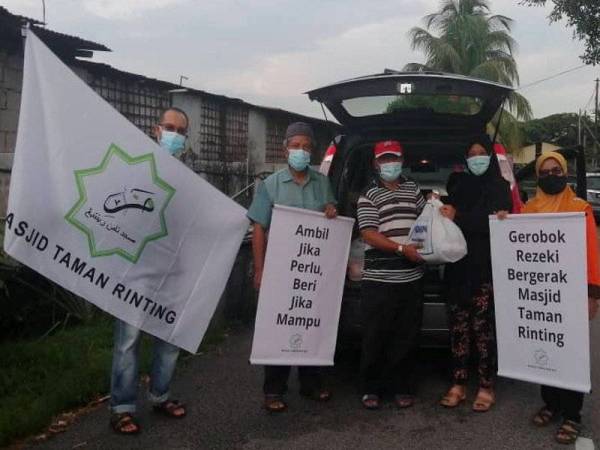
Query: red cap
374 140 403 158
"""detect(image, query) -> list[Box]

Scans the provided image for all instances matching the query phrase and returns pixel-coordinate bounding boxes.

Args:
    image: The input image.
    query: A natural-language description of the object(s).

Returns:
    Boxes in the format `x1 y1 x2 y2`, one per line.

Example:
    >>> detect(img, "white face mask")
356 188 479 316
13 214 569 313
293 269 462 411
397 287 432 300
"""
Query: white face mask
378 161 403 181
466 155 491 176
159 129 186 155
287 149 311 171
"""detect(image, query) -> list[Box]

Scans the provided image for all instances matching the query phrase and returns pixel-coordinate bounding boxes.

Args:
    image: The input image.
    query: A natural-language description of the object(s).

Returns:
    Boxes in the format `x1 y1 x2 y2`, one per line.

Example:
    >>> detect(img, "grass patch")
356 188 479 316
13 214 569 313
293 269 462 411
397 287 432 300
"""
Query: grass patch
0 315 228 447
0 318 124 446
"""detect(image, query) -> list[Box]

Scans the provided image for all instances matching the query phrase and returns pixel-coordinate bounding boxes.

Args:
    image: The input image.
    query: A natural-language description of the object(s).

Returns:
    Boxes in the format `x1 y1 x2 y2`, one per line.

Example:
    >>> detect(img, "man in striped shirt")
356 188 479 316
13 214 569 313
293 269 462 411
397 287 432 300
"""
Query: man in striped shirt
356 140 425 410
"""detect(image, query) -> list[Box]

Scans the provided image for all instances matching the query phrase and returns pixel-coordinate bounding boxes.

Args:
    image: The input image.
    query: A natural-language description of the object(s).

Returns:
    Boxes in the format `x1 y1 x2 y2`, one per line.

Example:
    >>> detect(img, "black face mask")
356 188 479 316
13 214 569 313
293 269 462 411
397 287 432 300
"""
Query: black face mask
538 175 567 195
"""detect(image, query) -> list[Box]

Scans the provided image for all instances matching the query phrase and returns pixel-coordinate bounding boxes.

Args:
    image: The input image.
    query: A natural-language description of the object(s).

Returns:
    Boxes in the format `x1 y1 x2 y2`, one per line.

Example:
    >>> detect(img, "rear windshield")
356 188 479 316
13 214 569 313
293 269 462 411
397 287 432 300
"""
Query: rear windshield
341 94 483 118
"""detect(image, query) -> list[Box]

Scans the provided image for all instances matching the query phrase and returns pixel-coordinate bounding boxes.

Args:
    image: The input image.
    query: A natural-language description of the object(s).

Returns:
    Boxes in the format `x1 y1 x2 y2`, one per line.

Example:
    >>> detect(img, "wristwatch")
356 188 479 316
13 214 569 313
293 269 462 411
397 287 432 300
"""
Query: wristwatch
395 244 404 256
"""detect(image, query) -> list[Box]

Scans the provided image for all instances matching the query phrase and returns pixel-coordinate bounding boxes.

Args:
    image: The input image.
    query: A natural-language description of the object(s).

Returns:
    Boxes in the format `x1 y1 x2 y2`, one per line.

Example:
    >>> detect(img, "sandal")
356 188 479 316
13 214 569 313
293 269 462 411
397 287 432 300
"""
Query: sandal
532 407 555 427
555 419 581 445
472 387 495 412
264 394 287 413
152 400 187 418
110 412 141 435
394 394 415 409
361 394 380 410
440 385 466 408
300 388 332 402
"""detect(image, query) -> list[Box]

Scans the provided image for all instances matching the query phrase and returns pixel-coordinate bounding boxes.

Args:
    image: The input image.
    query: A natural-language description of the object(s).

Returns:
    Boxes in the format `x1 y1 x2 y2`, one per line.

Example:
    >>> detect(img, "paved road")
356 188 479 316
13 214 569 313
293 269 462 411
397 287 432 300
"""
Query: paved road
28 229 600 450
31 322 599 450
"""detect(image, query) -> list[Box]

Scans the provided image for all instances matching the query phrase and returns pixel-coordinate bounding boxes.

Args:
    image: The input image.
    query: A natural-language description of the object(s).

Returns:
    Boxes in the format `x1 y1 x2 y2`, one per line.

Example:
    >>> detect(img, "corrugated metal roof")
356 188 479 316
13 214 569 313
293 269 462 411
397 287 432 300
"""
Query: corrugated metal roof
32 25 111 52
175 86 334 125
69 58 333 125
0 6 110 53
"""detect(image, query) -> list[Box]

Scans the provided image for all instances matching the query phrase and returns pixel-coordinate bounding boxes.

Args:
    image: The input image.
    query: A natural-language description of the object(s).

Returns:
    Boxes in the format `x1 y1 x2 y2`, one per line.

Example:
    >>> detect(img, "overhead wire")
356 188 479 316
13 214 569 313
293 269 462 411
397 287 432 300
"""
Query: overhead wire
517 65 588 91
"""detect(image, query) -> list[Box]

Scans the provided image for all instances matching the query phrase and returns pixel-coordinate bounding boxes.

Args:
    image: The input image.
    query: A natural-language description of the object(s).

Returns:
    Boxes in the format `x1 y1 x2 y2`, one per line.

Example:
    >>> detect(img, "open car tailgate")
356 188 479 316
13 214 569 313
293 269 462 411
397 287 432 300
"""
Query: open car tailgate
306 70 513 133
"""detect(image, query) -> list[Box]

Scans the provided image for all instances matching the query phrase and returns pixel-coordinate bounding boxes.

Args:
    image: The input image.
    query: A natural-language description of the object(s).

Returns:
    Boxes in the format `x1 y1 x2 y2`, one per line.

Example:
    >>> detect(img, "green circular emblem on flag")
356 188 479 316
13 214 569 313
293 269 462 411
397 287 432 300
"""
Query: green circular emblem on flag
65 144 176 263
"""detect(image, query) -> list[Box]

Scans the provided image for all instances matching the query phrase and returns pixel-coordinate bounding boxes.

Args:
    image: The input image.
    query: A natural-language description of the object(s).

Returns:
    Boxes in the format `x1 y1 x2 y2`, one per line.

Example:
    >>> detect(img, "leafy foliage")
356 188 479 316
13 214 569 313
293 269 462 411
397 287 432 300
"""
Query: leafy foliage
520 112 590 147
386 94 481 115
521 0 600 65
0 219 95 339
0 314 226 446
0 318 155 447
404 0 532 150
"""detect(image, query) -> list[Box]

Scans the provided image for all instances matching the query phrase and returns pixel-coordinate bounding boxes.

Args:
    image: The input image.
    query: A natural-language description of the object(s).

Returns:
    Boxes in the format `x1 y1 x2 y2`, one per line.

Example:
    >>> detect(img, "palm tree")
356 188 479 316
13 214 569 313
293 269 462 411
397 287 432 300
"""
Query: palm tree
404 0 532 150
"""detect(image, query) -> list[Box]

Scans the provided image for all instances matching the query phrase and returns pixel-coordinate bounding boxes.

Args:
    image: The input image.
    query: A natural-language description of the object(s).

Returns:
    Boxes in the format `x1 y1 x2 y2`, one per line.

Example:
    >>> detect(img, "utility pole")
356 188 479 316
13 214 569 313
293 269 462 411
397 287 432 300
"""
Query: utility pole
594 78 600 136
578 108 582 145
583 111 589 165
595 79 599 164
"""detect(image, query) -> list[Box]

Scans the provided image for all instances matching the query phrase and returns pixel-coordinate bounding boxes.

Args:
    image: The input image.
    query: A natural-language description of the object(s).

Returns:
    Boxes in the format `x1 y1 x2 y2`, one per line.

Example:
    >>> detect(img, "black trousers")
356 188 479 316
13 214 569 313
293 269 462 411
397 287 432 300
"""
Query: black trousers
359 279 423 395
541 385 584 422
263 365 322 396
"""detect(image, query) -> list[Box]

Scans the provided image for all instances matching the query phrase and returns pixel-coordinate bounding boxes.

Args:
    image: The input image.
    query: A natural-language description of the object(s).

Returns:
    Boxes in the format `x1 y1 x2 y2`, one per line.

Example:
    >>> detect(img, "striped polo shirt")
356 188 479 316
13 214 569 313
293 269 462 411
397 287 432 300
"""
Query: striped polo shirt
357 177 426 283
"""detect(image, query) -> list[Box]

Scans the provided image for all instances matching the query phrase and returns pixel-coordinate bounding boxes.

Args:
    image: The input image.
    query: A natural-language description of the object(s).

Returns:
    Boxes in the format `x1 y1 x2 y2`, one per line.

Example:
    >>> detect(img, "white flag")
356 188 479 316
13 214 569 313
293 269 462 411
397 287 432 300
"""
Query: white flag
4 30 249 353
490 213 590 392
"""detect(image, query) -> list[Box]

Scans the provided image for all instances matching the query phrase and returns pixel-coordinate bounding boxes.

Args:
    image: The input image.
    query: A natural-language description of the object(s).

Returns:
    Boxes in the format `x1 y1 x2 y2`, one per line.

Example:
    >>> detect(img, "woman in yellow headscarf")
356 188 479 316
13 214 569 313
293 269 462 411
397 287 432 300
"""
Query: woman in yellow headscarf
524 152 600 445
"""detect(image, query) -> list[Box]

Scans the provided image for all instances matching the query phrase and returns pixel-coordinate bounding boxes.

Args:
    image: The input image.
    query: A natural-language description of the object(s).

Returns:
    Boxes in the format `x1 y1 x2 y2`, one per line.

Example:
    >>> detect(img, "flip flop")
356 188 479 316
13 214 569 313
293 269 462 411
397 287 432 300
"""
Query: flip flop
301 388 332 402
264 394 287 413
110 412 141 435
440 385 467 408
394 394 415 409
532 407 555 427
152 400 187 418
361 394 380 410
555 419 581 445
472 388 495 412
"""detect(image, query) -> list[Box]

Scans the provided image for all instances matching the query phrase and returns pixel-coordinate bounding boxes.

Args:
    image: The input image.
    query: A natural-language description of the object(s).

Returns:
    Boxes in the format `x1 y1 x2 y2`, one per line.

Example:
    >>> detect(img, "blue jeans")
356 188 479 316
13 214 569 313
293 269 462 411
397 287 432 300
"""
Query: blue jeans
110 319 180 414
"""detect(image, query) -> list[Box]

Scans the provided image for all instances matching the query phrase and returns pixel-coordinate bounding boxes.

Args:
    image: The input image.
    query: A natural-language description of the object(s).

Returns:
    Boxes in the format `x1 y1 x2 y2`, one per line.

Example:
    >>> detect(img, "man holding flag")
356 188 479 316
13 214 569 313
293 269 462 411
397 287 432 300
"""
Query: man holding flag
6 28 249 437
109 107 190 435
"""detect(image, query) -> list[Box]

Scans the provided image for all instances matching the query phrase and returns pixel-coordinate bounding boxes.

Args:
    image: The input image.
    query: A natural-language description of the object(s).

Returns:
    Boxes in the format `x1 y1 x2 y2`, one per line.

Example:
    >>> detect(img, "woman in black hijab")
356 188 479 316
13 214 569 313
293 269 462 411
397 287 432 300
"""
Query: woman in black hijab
438 136 512 412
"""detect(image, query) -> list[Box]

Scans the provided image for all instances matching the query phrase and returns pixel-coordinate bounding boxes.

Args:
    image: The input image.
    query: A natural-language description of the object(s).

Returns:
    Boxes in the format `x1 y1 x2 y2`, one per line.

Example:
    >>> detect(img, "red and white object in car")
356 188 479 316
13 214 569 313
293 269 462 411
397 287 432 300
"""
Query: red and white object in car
494 143 522 214
319 142 337 176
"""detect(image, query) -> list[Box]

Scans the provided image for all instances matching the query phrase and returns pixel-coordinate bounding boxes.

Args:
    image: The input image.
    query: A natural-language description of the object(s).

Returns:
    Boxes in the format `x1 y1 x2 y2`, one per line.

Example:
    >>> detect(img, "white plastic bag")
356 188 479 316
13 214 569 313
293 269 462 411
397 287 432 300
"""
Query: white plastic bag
347 238 365 281
408 198 467 264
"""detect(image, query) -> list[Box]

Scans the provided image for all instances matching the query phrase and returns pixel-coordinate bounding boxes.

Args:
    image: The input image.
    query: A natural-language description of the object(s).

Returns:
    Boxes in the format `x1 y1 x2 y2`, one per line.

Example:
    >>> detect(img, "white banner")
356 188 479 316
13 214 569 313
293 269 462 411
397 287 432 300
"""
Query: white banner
4 30 249 353
250 205 354 366
490 213 590 392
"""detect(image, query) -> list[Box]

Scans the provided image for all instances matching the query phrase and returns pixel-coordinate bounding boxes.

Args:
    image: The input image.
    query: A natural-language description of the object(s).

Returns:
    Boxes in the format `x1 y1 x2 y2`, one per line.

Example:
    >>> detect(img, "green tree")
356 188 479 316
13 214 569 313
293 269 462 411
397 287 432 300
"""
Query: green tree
521 0 600 65
403 0 532 151
521 113 590 147
386 94 480 115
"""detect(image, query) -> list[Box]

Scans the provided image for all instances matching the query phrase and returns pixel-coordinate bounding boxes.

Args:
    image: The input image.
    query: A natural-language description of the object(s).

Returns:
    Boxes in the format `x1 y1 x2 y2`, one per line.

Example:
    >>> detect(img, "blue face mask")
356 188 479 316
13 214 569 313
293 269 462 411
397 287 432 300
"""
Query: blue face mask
466 155 491 176
288 149 311 171
159 129 186 155
378 162 403 182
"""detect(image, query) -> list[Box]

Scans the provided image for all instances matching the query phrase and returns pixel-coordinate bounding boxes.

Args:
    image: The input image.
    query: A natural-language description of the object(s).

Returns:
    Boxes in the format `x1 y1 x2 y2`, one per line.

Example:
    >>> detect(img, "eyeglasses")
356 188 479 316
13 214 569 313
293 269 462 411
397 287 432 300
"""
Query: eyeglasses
160 124 188 136
538 167 564 177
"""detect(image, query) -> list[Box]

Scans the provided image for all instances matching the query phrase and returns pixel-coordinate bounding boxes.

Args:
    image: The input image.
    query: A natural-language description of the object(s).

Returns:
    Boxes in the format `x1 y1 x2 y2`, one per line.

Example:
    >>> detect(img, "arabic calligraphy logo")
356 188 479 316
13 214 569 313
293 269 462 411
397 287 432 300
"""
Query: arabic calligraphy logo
104 188 155 214
533 349 549 367
65 144 176 263
289 334 303 350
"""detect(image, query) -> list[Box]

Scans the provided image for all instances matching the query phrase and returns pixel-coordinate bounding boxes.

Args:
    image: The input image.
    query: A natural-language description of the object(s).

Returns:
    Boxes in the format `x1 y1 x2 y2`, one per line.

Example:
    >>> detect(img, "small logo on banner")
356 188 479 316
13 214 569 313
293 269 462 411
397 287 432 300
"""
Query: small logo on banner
289 333 303 350
533 349 549 367
65 144 176 263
